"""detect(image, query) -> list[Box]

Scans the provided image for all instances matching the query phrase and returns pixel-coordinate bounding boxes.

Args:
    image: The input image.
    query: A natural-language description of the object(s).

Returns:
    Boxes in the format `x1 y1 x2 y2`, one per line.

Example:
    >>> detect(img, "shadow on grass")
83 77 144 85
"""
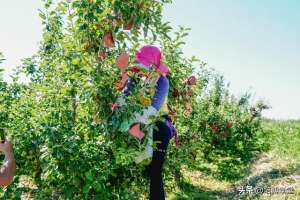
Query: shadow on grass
0 186 32 200
170 181 217 200
195 148 266 183
230 165 300 200
171 166 299 200
0 176 41 200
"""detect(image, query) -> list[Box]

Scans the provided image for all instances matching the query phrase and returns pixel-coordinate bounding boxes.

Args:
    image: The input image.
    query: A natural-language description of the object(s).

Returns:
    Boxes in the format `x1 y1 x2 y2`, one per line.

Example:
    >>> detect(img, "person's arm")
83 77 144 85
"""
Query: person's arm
0 140 16 187
151 76 169 111
134 76 169 124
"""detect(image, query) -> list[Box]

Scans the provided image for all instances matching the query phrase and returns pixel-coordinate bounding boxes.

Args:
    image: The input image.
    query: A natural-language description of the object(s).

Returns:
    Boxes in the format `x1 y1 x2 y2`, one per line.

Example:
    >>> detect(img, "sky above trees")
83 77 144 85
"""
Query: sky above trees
1 0 299 119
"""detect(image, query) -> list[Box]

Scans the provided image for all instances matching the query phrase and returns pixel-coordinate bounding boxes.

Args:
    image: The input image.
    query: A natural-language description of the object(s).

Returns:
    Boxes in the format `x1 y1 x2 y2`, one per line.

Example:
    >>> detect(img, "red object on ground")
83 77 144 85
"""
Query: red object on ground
128 123 145 139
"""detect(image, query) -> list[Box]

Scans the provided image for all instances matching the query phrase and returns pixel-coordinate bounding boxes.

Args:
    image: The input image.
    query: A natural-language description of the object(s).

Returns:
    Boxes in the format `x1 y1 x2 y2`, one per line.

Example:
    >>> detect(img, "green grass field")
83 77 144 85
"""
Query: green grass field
168 120 300 200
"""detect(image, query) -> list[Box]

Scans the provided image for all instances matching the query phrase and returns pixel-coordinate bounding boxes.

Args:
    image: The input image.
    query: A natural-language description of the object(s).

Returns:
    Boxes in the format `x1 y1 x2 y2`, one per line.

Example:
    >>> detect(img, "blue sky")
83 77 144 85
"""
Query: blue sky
1 0 299 119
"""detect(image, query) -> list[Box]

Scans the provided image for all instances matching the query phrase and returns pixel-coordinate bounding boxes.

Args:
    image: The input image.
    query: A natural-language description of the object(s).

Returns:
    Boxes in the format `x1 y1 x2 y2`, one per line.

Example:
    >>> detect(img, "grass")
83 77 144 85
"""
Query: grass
167 120 300 200
262 120 300 166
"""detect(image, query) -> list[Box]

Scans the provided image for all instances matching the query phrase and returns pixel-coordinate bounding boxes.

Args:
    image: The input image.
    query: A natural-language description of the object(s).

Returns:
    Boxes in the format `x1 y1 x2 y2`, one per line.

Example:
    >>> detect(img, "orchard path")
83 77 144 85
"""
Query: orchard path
168 152 300 200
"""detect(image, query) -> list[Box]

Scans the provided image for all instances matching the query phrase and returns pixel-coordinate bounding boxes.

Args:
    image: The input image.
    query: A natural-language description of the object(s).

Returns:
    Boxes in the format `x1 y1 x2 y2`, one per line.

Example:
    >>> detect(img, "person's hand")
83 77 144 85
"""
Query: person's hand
0 139 13 156
116 52 129 72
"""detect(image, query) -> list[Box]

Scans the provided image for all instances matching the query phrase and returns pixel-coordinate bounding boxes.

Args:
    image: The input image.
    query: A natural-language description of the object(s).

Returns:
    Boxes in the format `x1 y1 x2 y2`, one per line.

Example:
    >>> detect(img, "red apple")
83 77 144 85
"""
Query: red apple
102 31 115 48
116 52 129 72
139 1 145 9
111 18 120 26
123 18 134 30
186 88 193 96
97 51 108 60
187 76 196 85
101 16 119 27
209 124 218 134
186 108 192 114
227 122 233 129
129 67 140 73
172 89 180 97
221 131 228 139
116 72 128 91
192 133 198 140
116 80 124 91
184 102 192 115
175 136 180 148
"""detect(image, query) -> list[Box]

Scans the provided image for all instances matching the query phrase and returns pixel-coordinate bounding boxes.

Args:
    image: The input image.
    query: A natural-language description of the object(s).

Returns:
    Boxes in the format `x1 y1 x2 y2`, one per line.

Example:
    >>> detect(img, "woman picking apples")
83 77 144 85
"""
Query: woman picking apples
113 45 176 200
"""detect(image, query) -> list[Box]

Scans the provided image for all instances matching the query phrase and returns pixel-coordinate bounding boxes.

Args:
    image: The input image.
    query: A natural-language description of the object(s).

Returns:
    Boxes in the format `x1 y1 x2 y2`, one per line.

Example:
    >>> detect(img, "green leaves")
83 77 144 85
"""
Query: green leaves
0 0 268 198
85 170 93 181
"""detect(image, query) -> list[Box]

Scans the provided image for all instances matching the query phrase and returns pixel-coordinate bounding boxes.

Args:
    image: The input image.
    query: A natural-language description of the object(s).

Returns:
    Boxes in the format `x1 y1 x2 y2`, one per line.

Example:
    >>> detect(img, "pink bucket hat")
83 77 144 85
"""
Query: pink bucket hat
135 45 169 76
